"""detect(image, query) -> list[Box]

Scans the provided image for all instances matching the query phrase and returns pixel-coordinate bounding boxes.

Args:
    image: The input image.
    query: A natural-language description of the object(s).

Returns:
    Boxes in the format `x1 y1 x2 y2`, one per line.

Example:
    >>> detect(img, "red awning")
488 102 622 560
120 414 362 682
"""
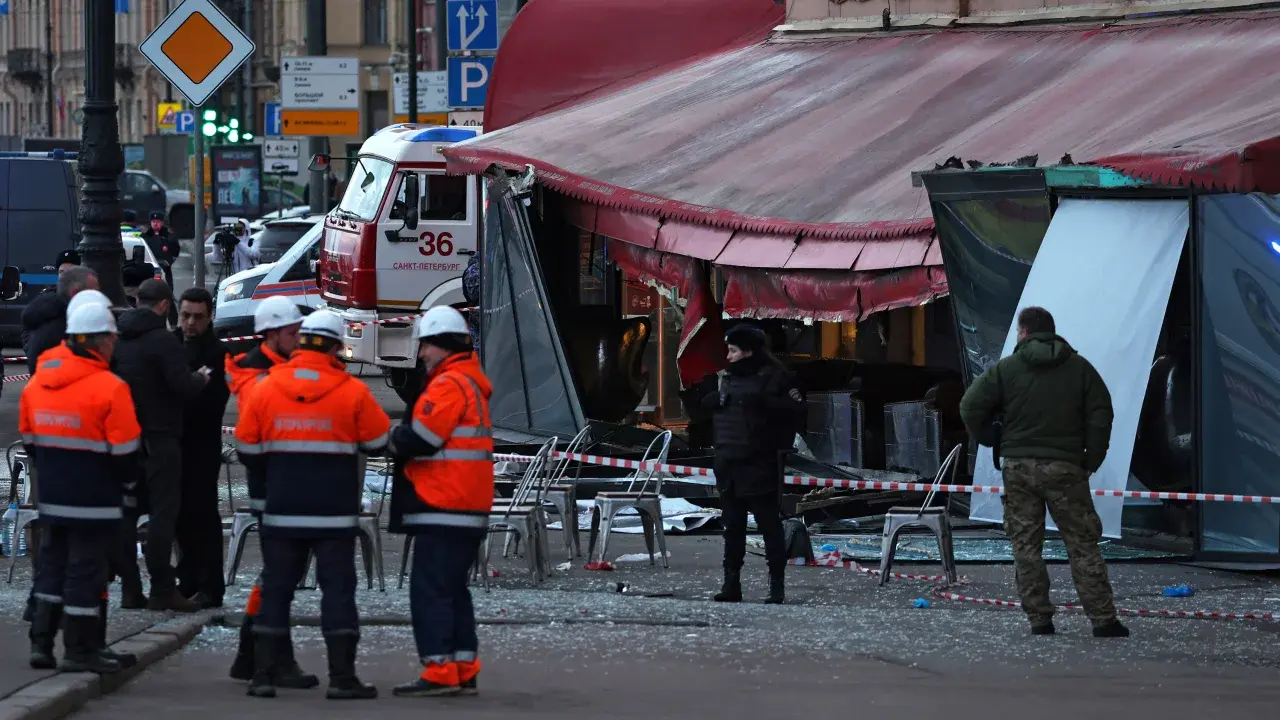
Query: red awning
721 266 949 323
449 13 1280 244
483 0 783 131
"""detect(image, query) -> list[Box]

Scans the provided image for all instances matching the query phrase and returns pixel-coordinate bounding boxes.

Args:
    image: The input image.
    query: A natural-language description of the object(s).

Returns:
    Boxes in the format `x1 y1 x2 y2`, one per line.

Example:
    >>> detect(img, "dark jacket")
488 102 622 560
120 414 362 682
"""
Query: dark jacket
175 327 230 448
701 354 803 496
959 332 1114 473
140 227 179 265
21 292 68 375
113 308 206 436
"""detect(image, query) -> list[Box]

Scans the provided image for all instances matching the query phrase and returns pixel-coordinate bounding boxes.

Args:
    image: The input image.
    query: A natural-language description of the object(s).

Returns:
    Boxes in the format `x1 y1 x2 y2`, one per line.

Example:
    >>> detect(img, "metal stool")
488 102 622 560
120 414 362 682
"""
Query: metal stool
586 432 672 568
879 444 962 586
488 438 557 585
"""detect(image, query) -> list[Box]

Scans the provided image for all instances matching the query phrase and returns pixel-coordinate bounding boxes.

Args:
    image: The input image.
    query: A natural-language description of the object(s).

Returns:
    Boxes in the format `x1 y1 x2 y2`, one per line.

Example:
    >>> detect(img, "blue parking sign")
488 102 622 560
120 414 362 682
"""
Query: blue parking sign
176 111 195 134
447 57 494 110
264 102 282 136
0 1 10 17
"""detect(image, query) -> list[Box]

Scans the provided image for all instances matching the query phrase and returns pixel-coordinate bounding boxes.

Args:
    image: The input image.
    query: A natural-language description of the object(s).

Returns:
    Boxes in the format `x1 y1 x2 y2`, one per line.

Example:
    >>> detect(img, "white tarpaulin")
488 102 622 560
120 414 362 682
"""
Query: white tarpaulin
969 199 1189 538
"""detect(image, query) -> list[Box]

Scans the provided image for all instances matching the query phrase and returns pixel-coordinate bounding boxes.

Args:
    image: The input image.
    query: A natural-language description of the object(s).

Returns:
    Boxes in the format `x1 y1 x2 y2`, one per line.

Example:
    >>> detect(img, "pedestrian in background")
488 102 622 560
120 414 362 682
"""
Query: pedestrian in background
236 310 389 701
959 306 1128 638
112 279 209 612
701 324 804 605
22 266 99 375
21 303 141 674
390 306 493 698
173 287 230 609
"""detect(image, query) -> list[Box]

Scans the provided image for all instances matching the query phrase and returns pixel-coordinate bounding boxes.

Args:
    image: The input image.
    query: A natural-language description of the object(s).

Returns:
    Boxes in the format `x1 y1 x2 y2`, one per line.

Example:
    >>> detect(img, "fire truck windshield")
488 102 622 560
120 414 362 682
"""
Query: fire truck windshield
336 157 395 221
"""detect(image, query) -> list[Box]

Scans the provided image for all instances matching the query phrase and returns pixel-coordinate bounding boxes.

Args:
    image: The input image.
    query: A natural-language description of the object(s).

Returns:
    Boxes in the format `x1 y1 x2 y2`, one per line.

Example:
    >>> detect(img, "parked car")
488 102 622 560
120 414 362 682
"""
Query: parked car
214 222 323 354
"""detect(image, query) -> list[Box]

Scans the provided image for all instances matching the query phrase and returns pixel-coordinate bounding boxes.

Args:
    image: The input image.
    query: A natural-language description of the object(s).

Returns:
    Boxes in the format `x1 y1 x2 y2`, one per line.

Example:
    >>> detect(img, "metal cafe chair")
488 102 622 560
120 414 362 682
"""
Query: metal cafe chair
586 431 673 568
879 443 962 587
520 426 591 563
5 444 38 582
485 438 557 585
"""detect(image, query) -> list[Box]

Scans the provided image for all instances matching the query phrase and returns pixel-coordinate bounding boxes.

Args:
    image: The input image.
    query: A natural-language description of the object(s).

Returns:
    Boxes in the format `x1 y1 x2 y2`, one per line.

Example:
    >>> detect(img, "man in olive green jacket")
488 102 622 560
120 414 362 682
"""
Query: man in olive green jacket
960 306 1129 638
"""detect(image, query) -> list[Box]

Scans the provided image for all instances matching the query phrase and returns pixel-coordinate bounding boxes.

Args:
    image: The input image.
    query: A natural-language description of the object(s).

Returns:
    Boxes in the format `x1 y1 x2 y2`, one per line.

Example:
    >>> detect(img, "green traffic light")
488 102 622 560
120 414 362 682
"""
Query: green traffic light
201 122 216 137
242 133 254 141
228 130 239 143
202 109 217 121
229 118 239 129
217 125 229 133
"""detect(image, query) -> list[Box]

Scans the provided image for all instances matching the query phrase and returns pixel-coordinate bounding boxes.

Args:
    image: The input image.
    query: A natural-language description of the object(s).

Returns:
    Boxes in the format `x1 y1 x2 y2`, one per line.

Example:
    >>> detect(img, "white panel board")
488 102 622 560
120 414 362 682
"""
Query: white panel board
968 199 1189 538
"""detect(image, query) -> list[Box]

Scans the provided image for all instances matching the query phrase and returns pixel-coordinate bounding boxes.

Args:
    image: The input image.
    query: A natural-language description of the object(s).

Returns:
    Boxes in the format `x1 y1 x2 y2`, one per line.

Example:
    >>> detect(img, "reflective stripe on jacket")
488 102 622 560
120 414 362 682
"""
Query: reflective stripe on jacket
19 344 142 527
235 349 390 537
399 353 494 530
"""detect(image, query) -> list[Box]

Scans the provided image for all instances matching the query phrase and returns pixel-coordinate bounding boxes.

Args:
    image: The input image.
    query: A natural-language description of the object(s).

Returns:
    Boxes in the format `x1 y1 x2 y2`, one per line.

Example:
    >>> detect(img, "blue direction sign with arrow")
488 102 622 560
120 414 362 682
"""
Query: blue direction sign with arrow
446 0 498 53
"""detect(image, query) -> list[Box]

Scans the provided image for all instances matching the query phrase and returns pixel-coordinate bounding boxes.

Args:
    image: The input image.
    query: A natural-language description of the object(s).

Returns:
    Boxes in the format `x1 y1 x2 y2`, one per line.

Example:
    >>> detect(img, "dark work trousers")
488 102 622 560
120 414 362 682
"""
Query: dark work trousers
122 434 182 595
175 437 225 603
33 525 113 617
409 526 486 664
257 535 358 637
720 491 787 574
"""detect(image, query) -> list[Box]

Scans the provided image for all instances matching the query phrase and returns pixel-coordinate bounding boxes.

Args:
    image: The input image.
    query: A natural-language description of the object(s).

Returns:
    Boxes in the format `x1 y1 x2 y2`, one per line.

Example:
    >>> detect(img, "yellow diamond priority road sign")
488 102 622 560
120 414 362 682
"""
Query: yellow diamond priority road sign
138 0 255 107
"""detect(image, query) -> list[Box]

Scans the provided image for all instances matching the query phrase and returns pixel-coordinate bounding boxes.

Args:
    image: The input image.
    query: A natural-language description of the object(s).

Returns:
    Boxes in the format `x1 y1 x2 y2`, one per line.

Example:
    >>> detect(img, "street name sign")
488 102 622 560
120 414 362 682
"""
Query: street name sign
138 0 255 107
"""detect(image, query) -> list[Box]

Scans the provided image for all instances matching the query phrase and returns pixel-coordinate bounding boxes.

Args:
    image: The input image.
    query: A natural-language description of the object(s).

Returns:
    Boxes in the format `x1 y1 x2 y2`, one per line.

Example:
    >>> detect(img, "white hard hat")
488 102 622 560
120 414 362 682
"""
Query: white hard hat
66 303 117 335
65 289 111 318
254 295 303 333
299 309 344 341
415 306 469 341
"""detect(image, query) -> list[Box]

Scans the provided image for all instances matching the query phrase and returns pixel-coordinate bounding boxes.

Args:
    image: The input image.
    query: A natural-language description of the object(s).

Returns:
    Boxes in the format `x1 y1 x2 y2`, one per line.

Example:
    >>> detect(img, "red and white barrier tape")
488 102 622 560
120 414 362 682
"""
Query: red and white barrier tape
219 306 478 344
797 551 1277 622
492 450 1280 505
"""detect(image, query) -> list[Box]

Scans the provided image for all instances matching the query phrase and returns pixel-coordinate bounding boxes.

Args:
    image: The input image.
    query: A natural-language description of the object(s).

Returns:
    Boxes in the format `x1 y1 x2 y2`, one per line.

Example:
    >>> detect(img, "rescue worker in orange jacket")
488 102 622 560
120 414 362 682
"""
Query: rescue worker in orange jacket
388 306 494 698
21 303 141 674
236 310 390 701
223 295 316 689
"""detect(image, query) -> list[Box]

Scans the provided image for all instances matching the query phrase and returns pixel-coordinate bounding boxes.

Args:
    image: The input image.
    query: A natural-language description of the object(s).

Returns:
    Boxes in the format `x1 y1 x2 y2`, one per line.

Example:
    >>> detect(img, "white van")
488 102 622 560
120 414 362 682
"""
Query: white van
213 220 324 352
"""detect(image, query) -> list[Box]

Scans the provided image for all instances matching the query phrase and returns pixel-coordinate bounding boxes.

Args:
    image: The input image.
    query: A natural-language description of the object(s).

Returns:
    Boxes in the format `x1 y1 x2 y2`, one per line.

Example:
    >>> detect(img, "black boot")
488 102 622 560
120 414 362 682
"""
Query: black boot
229 617 256 681
764 568 785 605
28 600 62 669
97 594 136 669
324 633 377 700
274 630 320 689
22 591 35 623
1092 619 1130 638
713 569 742 603
246 633 278 698
59 615 121 674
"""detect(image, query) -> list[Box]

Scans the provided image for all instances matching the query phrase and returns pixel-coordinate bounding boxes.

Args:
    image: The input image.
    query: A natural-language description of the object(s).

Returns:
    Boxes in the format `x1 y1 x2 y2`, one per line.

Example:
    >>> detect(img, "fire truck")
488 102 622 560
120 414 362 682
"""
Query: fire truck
314 124 482 402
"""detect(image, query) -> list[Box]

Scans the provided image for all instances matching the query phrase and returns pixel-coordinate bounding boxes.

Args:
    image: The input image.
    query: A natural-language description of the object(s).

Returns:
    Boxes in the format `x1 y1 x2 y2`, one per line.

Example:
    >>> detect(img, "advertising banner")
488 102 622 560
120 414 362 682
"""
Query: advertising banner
212 145 262 221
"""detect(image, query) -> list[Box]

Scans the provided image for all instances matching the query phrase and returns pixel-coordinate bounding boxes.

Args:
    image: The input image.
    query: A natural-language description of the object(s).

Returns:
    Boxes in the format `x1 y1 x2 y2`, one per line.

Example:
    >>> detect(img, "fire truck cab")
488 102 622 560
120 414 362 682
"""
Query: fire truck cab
317 125 482 384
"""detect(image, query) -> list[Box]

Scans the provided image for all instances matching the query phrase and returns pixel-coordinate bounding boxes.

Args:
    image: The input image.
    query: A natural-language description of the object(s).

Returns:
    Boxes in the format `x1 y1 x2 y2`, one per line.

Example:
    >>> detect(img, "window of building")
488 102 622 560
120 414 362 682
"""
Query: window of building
362 0 388 45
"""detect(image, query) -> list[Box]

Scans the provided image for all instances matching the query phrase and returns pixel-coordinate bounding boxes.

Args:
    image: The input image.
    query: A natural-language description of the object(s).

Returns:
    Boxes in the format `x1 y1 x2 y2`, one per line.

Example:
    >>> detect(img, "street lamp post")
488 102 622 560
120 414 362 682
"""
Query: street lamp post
78 0 126 305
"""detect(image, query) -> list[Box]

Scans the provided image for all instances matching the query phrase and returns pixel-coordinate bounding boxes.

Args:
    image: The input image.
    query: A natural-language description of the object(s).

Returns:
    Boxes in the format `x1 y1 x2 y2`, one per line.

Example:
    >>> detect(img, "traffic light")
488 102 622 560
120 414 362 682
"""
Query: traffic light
201 108 217 137
199 104 254 144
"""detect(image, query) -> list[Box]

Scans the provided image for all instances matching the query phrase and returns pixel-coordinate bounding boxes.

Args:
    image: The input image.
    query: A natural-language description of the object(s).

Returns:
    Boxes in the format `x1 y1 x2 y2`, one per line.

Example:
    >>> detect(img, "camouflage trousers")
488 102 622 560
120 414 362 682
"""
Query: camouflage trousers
1001 458 1118 627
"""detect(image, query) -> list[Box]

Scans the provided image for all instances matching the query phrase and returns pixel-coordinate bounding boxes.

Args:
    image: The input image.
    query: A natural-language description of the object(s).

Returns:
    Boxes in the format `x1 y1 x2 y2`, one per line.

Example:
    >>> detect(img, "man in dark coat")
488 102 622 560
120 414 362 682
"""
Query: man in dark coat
172 287 230 608
701 324 804 605
959 305 1127 639
21 266 98 375
140 212 180 323
112 279 208 612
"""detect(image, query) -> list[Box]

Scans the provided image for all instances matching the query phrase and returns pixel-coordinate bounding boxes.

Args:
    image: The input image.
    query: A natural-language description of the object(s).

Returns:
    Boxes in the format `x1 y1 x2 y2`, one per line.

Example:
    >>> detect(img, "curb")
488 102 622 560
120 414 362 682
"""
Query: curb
0 610 221 720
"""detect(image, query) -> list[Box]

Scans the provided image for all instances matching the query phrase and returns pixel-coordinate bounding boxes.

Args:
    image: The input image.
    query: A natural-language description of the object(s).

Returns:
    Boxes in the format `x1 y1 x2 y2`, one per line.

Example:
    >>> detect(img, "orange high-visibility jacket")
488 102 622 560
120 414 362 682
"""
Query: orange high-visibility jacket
225 343 288 511
19 344 142 527
395 352 494 530
235 349 390 537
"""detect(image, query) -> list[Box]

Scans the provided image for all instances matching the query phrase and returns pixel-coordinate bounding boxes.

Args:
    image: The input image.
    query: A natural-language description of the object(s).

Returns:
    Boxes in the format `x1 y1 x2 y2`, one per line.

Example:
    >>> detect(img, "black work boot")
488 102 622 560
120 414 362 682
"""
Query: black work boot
1030 621 1056 635
97 595 136 669
1092 619 1130 638
713 569 742 603
28 600 62 669
60 615 121 674
274 630 320 689
764 568 785 605
247 633 278 698
324 634 377 700
229 617 256 681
